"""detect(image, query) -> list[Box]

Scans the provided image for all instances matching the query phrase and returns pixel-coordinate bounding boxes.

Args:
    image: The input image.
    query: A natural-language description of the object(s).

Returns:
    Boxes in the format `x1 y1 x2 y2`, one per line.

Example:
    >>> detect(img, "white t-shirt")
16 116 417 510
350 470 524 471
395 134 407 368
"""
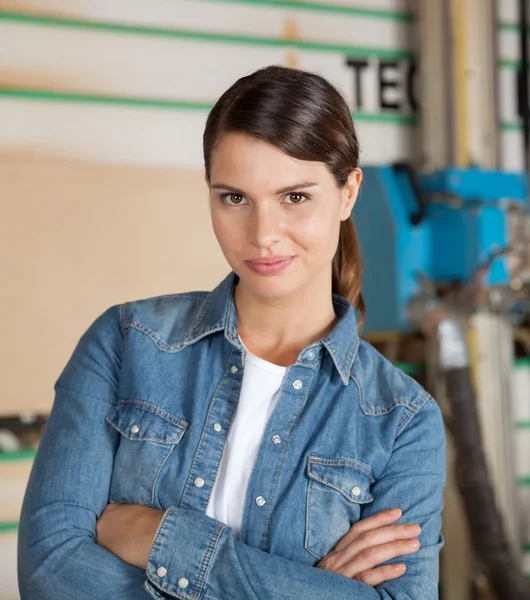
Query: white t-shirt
205 340 287 539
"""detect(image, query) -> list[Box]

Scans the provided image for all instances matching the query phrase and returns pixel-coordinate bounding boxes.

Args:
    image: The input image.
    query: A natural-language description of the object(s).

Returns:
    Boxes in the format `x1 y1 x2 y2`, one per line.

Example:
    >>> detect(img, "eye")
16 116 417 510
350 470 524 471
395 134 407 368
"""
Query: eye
220 193 248 206
283 193 309 204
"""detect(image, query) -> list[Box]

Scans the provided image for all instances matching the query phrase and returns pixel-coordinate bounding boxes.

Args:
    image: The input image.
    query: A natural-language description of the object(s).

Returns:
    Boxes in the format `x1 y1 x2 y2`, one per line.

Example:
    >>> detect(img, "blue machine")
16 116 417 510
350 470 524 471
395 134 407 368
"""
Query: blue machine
355 166 528 334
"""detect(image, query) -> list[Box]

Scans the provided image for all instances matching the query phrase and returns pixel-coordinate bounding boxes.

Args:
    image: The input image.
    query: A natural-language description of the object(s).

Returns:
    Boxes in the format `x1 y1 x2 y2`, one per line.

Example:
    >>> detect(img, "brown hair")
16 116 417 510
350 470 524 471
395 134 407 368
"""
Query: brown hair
203 65 365 323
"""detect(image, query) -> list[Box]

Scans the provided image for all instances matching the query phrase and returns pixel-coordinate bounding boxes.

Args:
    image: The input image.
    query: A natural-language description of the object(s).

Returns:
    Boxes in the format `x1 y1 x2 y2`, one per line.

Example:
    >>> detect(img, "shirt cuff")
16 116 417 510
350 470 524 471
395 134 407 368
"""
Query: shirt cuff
145 506 226 599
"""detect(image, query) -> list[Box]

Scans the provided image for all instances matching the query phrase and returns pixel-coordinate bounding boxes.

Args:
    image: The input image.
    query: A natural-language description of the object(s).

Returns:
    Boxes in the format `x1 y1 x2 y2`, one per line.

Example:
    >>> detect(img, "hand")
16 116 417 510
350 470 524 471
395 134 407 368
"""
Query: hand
316 508 421 586
96 503 165 569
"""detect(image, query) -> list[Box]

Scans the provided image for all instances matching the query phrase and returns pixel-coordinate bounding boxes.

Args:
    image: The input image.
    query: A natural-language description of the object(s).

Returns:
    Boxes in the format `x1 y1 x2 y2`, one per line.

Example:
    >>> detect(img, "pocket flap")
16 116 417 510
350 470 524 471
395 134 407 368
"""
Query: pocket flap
307 456 374 504
106 399 189 444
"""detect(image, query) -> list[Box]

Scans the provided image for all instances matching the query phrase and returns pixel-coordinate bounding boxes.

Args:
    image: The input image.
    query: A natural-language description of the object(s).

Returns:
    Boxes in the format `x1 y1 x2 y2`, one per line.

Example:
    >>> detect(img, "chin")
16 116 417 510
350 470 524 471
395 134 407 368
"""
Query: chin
237 271 303 301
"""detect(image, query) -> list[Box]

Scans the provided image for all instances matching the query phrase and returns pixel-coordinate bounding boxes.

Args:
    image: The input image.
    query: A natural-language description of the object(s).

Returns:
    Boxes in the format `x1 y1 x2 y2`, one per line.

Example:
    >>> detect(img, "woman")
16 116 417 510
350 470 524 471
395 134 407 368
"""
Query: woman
18 66 445 599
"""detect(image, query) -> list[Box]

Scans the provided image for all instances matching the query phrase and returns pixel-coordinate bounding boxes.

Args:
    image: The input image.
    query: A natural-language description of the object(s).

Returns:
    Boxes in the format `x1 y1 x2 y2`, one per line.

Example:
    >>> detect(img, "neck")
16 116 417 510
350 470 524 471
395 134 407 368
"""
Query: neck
234 270 337 366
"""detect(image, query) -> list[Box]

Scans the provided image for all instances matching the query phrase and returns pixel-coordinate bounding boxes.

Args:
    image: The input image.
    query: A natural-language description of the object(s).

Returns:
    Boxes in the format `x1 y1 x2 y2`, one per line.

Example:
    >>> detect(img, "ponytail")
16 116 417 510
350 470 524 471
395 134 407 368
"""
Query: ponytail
332 218 366 327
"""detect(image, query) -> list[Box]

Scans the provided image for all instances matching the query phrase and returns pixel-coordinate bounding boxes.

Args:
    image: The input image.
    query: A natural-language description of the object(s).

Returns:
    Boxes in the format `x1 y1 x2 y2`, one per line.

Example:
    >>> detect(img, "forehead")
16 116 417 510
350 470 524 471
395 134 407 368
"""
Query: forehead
209 133 331 186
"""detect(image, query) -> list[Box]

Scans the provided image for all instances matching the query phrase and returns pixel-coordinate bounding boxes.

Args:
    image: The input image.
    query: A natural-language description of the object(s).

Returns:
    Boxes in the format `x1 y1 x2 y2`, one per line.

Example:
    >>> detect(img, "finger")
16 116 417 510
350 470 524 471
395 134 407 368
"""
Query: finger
355 563 407 586
345 524 421 554
334 509 403 551
345 539 421 577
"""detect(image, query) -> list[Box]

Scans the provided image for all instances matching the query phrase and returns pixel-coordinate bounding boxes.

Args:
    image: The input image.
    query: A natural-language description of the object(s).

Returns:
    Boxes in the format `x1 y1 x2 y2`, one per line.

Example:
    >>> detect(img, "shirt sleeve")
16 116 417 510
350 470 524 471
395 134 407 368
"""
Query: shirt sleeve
145 395 446 600
18 304 152 600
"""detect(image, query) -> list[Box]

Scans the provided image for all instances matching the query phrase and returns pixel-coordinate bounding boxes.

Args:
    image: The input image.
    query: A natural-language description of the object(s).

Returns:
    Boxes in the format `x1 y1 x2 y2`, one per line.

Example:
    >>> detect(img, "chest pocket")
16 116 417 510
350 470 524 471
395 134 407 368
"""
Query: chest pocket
305 455 374 561
106 399 189 506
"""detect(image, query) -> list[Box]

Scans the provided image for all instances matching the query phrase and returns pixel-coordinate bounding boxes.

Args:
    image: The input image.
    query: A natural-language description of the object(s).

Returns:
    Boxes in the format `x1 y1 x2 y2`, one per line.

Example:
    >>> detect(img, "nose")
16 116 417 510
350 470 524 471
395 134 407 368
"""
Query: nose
247 205 282 250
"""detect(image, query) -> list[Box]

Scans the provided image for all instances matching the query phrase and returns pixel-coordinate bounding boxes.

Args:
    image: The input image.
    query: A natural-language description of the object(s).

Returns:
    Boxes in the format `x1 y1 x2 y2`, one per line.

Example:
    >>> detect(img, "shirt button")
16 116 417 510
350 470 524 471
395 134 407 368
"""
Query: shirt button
255 496 266 507
306 349 316 360
293 380 303 390
352 486 362 497
213 423 223 432
178 578 189 589
272 435 282 444
231 365 238 374
157 566 167 577
130 424 140 434
194 477 205 488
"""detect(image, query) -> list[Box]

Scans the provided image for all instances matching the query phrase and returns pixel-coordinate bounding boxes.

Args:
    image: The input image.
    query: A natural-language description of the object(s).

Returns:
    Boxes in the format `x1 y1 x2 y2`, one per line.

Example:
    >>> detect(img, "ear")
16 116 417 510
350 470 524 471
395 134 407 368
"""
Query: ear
340 168 363 221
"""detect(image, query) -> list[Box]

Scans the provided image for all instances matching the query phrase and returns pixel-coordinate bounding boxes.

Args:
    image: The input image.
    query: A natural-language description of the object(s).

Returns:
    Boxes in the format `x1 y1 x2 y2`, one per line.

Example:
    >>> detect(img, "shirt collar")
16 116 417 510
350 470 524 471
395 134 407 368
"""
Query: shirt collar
184 271 360 385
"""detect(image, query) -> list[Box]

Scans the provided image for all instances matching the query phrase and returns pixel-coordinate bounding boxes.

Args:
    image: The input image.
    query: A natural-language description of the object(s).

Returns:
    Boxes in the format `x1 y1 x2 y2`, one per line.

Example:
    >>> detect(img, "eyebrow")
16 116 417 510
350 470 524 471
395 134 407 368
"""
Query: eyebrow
210 181 319 195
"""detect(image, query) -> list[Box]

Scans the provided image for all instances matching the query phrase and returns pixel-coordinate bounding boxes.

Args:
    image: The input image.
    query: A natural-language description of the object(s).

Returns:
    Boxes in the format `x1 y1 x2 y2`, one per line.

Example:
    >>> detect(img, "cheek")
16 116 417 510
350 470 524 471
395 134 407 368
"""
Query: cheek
211 207 230 243
290 210 341 254
211 209 244 257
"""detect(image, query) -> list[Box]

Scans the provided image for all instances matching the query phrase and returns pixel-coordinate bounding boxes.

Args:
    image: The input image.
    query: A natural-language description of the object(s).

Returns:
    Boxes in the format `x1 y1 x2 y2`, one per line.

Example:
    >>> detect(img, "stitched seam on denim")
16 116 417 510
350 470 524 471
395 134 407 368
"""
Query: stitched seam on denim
359 397 417 416
202 380 242 512
147 445 175 506
344 336 360 379
182 323 225 346
180 363 232 508
146 509 200 600
123 320 133 346
393 389 429 414
105 416 185 444
308 456 374 481
307 473 373 503
263 368 314 551
144 580 164 600
148 519 225 600
305 478 322 560
119 303 127 353
350 372 365 414
185 289 215 342
192 522 226 598
411 388 431 411
116 398 190 429
129 319 225 352
128 320 184 352
395 407 415 438
110 431 180 444
395 392 433 438
323 339 349 384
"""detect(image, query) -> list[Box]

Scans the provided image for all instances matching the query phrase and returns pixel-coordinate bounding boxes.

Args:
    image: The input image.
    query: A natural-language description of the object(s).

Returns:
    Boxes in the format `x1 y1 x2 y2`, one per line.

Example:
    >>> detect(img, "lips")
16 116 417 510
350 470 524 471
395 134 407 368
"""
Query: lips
248 257 292 264
245 257 294 275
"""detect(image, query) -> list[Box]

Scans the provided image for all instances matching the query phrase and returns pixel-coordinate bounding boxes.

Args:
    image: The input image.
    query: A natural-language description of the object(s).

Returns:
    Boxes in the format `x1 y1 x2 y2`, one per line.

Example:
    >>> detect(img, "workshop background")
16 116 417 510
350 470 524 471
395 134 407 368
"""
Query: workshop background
1 1 530 599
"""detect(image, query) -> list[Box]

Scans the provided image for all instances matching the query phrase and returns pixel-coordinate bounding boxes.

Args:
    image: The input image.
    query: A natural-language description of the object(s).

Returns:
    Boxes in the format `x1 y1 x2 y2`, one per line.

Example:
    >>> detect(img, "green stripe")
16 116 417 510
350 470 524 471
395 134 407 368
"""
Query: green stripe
0 12 413 59
498 58 530 70
500 59 521 70
524 544 530 552
517 476 530 486
199 0 414 21
393 362 425 375
0 88 213 111
502 121 523 132
0 88 417 126
0 449 36 462
499 22 530 34
515 421 530 429
514 358 530 368
499 23 518 33
0 522 18 534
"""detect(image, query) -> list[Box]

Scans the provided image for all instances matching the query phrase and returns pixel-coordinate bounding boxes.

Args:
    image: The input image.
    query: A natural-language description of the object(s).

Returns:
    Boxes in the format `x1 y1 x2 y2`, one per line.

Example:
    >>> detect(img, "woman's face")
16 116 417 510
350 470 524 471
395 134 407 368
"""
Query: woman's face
208 133 361 302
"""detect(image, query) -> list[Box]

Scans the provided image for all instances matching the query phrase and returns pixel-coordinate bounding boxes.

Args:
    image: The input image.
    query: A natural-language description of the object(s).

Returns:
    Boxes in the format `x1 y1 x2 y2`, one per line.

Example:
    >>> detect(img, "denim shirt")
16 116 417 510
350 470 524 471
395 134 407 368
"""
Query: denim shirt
18 272 446 600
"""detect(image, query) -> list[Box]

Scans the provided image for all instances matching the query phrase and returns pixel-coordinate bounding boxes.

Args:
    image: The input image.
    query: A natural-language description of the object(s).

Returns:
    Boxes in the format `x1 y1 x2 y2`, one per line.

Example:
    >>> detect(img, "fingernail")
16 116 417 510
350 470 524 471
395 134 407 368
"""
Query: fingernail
407 525 421 534
394 564 406 572
408 540 420 548
389 508 402 516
